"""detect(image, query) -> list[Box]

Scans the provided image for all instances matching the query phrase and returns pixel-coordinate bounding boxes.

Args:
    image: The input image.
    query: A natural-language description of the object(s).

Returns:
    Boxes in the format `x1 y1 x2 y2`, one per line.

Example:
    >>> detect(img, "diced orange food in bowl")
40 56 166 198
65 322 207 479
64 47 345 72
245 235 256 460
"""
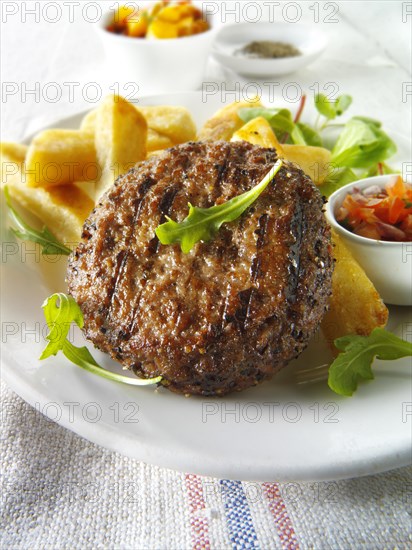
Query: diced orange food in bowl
106 0 210 39
157 5 183 23
127 12 149 37
147 19 179 39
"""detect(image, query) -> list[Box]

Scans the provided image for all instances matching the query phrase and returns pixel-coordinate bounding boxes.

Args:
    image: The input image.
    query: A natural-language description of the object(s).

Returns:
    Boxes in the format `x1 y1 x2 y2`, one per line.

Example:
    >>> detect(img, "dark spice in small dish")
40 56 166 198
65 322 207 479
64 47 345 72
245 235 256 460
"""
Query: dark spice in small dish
235 40 301 59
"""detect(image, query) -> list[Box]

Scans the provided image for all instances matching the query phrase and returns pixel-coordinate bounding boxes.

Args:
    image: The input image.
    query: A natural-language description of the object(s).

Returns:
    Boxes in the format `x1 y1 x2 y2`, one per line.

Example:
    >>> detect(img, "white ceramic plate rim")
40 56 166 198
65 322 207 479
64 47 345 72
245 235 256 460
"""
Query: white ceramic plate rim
1 91 411 482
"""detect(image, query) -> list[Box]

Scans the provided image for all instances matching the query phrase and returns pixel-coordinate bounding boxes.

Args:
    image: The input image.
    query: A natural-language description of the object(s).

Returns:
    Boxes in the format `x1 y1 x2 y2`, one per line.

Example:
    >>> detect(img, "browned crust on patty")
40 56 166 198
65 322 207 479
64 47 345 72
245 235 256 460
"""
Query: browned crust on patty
67 141 333 396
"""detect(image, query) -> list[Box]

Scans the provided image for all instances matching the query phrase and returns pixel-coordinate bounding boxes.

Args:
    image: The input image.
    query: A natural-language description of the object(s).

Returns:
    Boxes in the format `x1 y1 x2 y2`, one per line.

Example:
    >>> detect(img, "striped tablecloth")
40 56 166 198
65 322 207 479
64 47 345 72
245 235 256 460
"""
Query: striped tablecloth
1 381 411 549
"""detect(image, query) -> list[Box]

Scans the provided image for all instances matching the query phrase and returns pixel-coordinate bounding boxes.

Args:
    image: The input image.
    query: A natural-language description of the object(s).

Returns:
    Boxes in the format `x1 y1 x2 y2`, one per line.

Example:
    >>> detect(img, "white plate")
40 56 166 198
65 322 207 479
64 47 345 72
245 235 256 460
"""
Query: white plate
1 91 411 482
212 23 327 77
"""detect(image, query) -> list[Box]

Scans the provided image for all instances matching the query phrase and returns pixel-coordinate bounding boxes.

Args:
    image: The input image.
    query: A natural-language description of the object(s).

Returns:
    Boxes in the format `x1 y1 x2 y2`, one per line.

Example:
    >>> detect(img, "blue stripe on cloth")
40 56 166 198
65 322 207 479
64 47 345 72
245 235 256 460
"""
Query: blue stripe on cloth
220 479 259 550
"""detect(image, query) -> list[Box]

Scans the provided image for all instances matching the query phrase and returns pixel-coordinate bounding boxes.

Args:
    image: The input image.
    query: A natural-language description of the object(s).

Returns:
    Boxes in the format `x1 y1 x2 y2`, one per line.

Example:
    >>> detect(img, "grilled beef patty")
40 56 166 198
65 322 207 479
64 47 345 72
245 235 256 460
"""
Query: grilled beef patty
67 141 333 396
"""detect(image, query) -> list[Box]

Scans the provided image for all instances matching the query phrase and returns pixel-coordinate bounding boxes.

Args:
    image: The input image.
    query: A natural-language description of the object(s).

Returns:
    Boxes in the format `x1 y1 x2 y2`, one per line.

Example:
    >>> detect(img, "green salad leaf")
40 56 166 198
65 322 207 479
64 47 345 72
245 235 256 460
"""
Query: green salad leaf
239 107 294 132
363 162 397 178
4 186 71 256
352 115 382 127
331 118 397 169
40 293 162 386
328 328 412 396
238 94 397 195
239 108 306 145
155 160 283 253
315 93 337 119
315 93 352 120
296 122 322 147
320 167 358 198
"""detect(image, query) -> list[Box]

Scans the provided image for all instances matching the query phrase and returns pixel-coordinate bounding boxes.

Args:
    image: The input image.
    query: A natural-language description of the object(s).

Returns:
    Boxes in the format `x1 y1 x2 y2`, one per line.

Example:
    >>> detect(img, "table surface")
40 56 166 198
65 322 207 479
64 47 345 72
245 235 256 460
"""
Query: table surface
1 1 412 549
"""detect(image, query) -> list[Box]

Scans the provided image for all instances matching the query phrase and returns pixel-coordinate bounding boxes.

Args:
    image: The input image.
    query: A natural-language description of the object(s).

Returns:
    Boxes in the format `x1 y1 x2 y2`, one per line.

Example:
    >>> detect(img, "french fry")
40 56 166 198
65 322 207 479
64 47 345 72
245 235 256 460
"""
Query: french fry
138 105 196 145
231 117 285 154
94 95 147 199
80 108 98 134
282 144 331 185
147 128 174 152
147 150 166 159
86 105 194 153
8 174 94 245
25 130 96 188
198 98 262 142
321 230 388 351
1 142 28 187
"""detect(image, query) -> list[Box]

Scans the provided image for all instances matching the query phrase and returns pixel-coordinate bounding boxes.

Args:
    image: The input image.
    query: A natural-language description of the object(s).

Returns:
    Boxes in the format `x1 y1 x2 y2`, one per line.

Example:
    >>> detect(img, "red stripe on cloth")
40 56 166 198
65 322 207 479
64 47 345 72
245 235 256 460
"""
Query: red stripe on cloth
185 474 211 550
263 483 300 550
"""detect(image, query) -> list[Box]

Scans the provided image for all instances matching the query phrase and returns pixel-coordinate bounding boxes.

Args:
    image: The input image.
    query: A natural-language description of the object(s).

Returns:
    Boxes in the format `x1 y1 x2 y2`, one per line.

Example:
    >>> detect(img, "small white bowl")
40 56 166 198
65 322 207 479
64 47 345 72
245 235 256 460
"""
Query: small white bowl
211 22 327 77
96 10 215 94
325 175 412 306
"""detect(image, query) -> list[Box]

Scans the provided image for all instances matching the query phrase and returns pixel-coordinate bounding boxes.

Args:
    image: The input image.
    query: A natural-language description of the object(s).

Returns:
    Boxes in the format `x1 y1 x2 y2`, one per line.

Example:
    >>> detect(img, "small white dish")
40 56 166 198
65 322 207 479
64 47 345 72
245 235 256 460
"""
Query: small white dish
326 175 412 306
212 22 327 77
96 9 215 94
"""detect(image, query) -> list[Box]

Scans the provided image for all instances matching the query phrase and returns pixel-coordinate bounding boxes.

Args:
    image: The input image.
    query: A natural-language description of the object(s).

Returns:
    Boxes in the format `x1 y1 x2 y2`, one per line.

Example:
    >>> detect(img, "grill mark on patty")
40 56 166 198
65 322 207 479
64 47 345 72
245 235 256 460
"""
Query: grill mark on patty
256 213 269 249
251 213 269 280
148 184 180 254
234 288 253 331
286 200 304 306
220 283 232 330
105 176 155 321
243 213 270 330
242 287 255 330
160 185 180 217
212 147 230 200
127 184 180 338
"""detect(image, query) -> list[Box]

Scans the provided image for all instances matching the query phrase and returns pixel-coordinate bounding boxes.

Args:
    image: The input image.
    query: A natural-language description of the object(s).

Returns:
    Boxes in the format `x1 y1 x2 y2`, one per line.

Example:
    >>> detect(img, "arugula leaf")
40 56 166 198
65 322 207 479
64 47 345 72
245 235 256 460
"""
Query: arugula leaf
40 293 162 386
328 328 412 396
40 293 84 359
155 160 283 253
4 186 71 256
315 94 352 120
331 118 397 169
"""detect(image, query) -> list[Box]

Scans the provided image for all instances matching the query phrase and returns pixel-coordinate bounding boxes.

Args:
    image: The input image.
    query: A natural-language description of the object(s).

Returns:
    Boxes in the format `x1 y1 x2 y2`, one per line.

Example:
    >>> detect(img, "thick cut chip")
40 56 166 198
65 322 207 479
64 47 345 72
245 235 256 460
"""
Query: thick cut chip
86 104 194 155
198 98 262 142
231 117 285 154
138 105 196 145
147 129 174 152
94 95 147 199
25 130 96 188
1 142 28 187
80 109 98 134
321 230 388 350
8 175 94 246
282 144 332 185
